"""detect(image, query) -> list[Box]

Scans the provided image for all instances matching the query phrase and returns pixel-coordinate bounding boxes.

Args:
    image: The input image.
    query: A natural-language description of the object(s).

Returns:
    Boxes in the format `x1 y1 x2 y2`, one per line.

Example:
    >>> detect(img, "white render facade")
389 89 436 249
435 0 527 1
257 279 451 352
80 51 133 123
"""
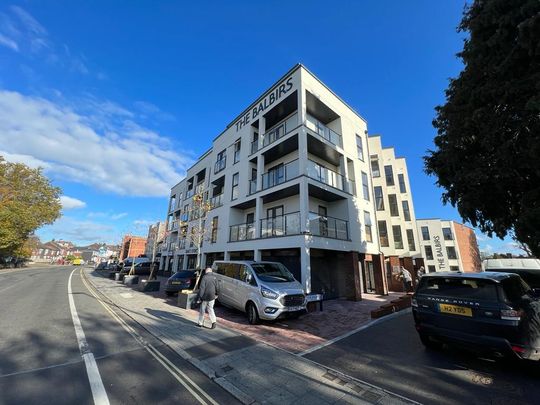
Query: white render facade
160 64 385 299
416 219 481 273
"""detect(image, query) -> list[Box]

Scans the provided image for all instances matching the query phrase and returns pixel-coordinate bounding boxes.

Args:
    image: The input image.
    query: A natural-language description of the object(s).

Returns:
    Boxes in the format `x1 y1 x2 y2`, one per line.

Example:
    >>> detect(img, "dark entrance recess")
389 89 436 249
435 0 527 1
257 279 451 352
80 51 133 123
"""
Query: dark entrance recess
310 249 356 300
261 248 301 283
229 250 254 261
205 252 225 268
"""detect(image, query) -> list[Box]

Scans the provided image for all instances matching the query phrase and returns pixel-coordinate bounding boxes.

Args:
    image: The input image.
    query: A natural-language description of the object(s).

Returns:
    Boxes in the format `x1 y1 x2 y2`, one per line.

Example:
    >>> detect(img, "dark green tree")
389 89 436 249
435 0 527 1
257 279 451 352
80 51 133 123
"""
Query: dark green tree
425 0 540 257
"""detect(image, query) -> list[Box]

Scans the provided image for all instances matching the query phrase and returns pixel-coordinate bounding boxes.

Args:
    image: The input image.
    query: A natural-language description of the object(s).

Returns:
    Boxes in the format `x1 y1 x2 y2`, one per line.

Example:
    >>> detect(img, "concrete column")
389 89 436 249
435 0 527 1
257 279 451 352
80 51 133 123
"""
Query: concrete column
300 246 311 293
372 254 389 296
298 127 308 175
299 179 310 234
339 154 350 193
201 253 207 269
224 251 230 260
254 249 261 261
258 116 266 150
254 196 264 238
256 154 265 191
297 77 307 124
350 251 362 301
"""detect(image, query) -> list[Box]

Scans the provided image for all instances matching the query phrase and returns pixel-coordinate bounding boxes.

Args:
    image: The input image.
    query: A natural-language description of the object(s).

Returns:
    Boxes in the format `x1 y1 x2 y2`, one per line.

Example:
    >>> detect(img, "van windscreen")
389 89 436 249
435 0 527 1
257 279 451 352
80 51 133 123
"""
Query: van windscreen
251 263 295 283
417 277 499 301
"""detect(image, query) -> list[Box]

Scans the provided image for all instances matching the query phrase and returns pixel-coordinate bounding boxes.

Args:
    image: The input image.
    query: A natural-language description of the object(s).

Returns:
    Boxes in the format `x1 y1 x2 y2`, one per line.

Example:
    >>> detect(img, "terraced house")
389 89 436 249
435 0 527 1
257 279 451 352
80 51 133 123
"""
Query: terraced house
159 64 444 299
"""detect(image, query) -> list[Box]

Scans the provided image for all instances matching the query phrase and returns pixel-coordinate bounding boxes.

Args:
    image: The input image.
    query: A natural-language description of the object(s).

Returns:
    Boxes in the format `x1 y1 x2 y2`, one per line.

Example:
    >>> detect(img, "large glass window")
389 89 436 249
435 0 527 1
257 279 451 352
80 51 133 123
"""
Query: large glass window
364 211 372 243
233 139 241 164
393 225 403 249
402 200 411 221
384 165 395 186
251 262 295 283
425 245 434 260
388 194 399 216
421 226 430 240
211 217 218 243
447 246 458 260
378 220 389 247
361 172 370 201
231 172 239 200
215 149 226 173
356 135 364 161
370 155 380 177
374 186 384 211
398 173 406 193
406 229 416 251
442 227 453 240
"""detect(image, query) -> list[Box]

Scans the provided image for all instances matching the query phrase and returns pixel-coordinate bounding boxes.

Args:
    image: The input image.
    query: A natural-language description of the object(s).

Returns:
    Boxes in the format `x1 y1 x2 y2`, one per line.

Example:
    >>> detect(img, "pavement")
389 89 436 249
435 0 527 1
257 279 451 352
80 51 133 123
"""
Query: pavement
85 268 416 405
0 266 239 405
305 310 540 405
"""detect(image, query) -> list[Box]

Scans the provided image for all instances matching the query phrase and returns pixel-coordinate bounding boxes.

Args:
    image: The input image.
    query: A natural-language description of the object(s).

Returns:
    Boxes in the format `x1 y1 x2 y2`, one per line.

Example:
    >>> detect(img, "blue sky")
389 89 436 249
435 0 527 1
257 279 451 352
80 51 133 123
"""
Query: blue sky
0 1 519 254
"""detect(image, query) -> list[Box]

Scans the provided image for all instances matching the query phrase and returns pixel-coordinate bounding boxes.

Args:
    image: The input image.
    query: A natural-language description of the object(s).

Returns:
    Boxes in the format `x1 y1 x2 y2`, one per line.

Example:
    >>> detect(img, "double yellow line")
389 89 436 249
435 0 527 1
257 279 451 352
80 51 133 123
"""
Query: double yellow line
79 269 219 405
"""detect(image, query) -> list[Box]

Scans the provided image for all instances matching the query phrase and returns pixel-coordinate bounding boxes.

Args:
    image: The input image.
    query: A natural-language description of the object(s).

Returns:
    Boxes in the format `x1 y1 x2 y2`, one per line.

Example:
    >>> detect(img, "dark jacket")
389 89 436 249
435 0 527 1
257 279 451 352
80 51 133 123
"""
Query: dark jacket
198 273 218 302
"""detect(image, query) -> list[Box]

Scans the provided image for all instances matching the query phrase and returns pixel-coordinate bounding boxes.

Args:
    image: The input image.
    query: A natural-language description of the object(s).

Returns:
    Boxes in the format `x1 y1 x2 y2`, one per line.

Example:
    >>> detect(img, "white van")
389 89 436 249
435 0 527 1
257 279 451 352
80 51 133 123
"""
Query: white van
212 260 306 324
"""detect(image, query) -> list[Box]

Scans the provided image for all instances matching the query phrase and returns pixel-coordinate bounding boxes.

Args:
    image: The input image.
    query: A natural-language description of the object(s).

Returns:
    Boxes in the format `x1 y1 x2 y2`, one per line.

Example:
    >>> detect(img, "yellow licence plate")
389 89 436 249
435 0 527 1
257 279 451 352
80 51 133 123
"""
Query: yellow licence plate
439 304 473 317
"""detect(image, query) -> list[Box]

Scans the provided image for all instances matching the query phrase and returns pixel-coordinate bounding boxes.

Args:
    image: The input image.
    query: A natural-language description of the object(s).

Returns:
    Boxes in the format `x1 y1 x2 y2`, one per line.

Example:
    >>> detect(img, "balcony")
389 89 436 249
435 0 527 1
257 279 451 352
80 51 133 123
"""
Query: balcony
214 157 226 174
229 222 255 242
307 160 347 192
251 140 258 154
185 189 195 200
261 159 299 191
178 239 186 250
305 115 342 148
195 183 205 194
248 179 257 195
261 211 301 238
260 113 298 150
210 193 223 209
308 212 349 240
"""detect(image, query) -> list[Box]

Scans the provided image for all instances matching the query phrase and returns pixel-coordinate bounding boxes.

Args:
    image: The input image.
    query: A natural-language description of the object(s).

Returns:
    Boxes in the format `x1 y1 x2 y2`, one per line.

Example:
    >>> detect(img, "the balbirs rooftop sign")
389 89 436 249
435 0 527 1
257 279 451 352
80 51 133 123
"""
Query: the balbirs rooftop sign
234 77 294 132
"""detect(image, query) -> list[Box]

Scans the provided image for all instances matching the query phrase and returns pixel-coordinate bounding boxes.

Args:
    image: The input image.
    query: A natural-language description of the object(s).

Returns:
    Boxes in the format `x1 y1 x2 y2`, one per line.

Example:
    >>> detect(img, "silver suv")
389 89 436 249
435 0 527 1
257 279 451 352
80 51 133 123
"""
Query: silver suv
212 260 306 324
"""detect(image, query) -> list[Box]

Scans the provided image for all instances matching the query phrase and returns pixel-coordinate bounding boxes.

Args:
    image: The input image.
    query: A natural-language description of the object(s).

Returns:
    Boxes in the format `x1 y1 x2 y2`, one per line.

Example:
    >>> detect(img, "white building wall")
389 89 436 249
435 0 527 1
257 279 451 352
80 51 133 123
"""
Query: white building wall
416 219 462 272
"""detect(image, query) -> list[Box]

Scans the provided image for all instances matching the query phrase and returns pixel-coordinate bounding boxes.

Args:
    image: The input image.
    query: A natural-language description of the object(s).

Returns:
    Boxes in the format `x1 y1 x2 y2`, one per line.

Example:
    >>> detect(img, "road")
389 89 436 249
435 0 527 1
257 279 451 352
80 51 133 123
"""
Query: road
0 266 239 405
305 310 540 405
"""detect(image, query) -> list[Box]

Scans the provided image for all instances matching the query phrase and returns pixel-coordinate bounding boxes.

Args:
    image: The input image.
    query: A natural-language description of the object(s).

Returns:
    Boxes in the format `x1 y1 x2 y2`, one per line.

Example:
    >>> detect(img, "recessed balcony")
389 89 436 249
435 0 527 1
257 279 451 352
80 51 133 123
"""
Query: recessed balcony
305 114 342 148
261 159 299 191
308 212 349 240
260 211 301 238
210 193 223 209
229 222 256 242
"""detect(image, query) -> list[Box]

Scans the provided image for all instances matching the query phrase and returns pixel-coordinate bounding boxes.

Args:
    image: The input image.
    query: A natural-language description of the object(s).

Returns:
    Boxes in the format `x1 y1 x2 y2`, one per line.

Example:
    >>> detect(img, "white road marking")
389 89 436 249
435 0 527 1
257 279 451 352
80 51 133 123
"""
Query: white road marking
79 269 218 405
68 269 110 405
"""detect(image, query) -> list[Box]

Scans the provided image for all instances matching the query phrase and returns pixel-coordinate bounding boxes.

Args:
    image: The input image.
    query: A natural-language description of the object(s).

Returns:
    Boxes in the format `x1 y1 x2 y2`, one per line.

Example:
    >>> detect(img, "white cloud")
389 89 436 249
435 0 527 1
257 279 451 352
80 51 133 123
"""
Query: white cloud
0 33 18 51
0 151 49 169
0 90 192 196
37 216 116 245
10 6 47 36
111 212 128 220
60 195 86 210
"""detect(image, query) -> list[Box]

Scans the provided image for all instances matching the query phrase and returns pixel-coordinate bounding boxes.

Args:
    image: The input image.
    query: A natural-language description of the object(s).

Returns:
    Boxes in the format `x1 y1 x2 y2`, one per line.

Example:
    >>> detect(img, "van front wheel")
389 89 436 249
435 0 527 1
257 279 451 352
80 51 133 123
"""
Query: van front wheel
247 302 260 325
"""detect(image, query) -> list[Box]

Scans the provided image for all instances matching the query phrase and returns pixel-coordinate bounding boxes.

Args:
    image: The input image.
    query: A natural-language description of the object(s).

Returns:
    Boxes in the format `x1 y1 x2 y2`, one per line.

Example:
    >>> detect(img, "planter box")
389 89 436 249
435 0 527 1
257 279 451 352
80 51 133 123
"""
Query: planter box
371 306 395 319
108 271 117 279
140 280 160 292
124 275 139 285
178 292 198 309
115 273 125 282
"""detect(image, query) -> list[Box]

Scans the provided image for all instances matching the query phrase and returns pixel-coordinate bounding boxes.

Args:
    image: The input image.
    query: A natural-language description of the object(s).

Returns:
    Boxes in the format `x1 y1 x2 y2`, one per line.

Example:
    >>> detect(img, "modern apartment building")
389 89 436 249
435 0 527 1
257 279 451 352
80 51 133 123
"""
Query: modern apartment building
119 235 147 261
416 219 481 273
160 64 387 299
368 136 423 291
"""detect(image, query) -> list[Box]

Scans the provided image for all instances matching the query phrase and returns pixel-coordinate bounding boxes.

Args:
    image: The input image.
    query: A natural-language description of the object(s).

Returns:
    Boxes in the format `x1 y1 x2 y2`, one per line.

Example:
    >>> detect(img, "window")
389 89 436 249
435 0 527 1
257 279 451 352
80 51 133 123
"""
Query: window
402 200 411 221
356 135 364 161
233 139 241 163
393 225 403 249
169 195 176 212
428 265 436 273
406 229 416 251
370 155 380 177
361 172 370 201
215 149 226 173
388 194 399 216
398 174 406 193
442 227 453 240
384 165 394 186
450 266 460 272
364 211 372 243
421 226 430 240
231 172 239 200
211 217 218 243
374 186 384 211
425 245 434 260
378 221 389 247
447 246 458 260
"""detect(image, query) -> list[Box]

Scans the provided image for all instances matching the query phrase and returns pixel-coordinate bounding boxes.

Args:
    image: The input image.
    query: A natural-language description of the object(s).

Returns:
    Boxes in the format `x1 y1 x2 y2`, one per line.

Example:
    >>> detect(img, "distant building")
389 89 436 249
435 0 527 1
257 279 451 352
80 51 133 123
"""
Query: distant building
31 240 76 263
416 219 481 273
119 235 147 261
145 221 167 259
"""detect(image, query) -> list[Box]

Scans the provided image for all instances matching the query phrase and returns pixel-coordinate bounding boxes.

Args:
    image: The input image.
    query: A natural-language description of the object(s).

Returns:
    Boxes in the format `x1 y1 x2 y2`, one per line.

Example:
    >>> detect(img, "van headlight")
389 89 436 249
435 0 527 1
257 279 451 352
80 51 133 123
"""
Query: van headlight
261 286 279 299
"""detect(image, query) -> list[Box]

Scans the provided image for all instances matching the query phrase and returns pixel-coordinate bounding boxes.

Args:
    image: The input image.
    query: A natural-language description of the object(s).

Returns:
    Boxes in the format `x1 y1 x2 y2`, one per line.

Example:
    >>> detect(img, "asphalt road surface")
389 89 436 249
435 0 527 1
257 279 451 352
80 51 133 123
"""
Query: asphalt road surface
0 266 239 405
306 310 540 405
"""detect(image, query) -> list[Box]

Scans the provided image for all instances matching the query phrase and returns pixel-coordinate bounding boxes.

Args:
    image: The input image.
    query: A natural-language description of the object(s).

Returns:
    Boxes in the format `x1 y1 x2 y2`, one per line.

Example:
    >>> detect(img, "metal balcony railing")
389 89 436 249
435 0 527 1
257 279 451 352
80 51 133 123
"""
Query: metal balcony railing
262 113 298 149
261 159 299 190
305 114 342 148
308 212 349 240
306 160 346 191
210 193 223 209
260 211 301 238
214 156 226 174
248 179 257 195
229 222 256 242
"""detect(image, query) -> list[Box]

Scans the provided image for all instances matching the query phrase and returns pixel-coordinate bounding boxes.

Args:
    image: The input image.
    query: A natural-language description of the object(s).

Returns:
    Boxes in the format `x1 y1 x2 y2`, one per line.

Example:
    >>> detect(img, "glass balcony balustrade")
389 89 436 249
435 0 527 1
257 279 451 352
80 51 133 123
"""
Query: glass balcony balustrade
260 212 301 238
308 212 349 240
229 222 256 242
305 115 342 148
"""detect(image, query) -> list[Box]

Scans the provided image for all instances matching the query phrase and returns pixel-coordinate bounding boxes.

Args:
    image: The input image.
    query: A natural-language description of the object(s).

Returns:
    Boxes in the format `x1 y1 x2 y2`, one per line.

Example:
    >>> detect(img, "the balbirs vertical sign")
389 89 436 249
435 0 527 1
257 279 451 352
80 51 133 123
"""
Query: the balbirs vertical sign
234 77 294 132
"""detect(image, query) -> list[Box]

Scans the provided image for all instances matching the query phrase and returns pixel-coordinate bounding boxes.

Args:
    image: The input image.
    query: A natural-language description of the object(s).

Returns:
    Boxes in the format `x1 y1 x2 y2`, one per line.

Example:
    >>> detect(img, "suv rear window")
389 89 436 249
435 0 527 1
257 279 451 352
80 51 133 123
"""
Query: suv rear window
500 277 532 304
417 277 499 301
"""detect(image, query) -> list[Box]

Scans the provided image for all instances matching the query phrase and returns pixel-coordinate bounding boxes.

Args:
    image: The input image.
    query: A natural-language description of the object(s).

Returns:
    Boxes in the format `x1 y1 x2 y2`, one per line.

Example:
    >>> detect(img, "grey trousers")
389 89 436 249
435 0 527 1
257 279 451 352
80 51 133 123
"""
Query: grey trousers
198 299 216 325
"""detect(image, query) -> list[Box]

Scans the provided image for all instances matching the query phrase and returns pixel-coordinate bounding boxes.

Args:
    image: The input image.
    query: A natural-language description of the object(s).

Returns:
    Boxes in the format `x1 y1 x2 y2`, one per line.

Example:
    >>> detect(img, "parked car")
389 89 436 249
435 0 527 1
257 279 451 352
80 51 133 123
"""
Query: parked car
94 262 109 270
72 258 84 266
413 271 540 361
483 258 540 289
165 270 197 296
119 261 158 276
212 260 306 324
